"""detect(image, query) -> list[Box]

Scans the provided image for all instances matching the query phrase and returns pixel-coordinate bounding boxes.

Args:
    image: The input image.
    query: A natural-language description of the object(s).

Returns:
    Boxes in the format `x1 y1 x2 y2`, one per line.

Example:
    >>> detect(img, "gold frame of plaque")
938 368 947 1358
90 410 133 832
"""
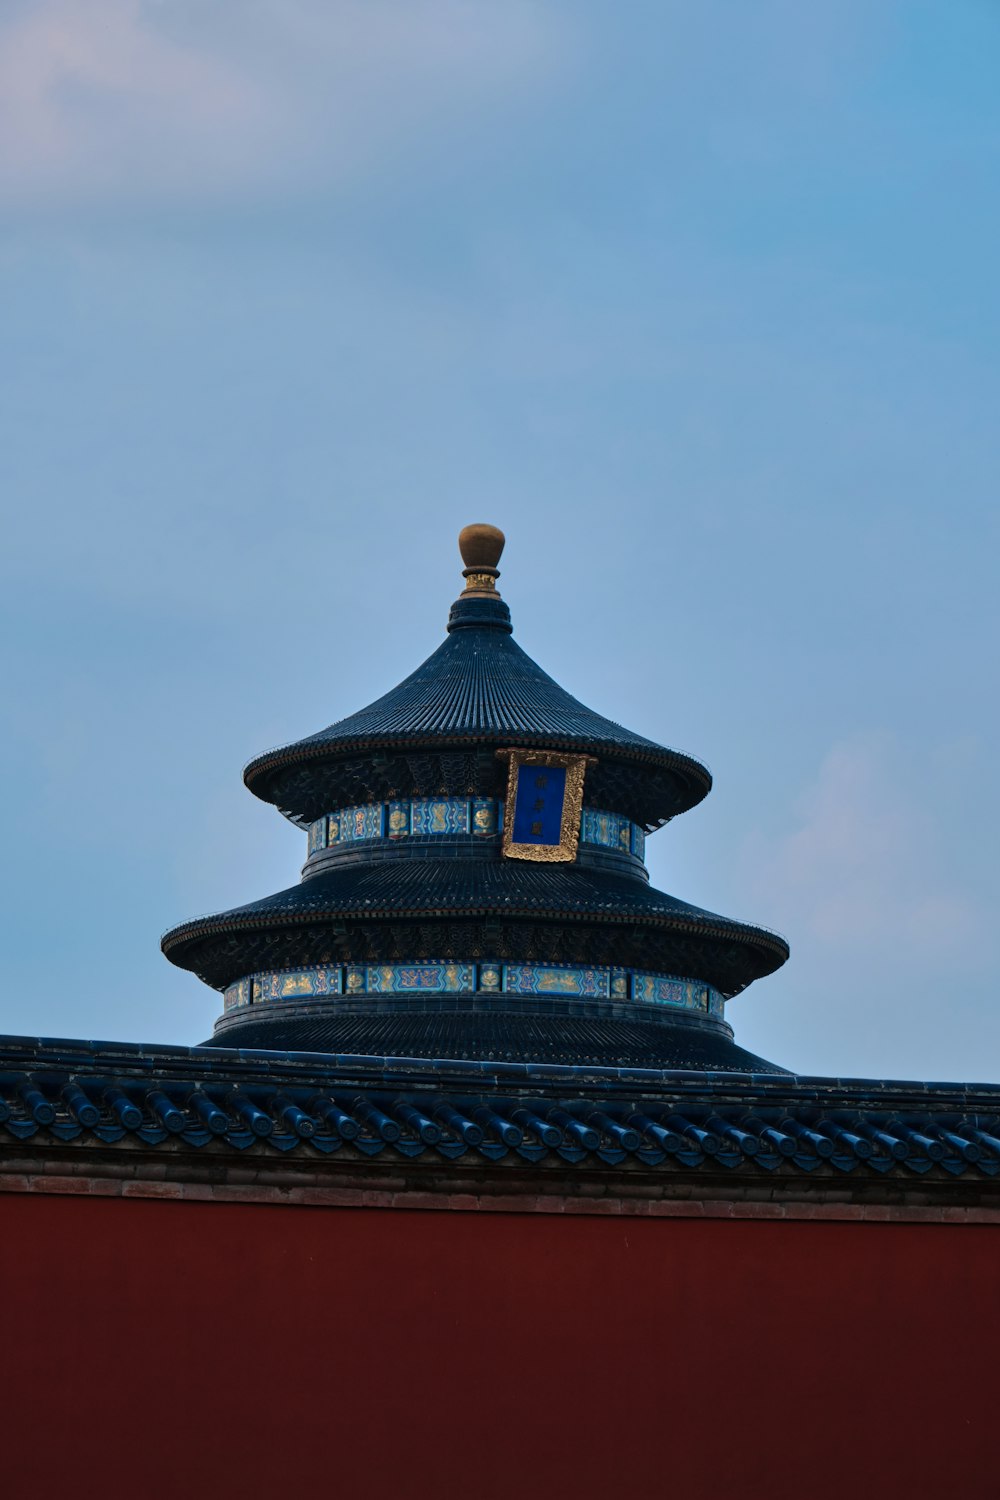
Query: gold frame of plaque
496 749 596 863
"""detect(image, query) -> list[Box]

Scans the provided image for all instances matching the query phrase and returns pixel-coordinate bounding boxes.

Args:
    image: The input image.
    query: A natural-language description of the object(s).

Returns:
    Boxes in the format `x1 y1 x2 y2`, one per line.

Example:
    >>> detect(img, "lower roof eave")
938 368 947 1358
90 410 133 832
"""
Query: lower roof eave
162 903 788 993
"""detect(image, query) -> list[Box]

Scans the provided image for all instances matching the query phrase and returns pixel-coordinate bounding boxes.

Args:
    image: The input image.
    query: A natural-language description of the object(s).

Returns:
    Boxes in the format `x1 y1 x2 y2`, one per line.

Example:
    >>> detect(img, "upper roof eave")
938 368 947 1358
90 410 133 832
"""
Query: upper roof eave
242 730 712 806
240 604 713 820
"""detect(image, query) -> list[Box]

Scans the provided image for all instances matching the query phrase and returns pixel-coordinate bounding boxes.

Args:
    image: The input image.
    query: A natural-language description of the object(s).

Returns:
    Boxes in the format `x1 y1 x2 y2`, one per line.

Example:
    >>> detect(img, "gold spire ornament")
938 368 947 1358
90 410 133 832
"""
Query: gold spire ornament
458 523 505 595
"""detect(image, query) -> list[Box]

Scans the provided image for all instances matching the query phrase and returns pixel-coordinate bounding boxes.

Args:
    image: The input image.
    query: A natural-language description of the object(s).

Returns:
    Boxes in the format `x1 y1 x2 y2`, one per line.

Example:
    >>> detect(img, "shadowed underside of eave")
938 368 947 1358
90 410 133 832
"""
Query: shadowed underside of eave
161 859 789 994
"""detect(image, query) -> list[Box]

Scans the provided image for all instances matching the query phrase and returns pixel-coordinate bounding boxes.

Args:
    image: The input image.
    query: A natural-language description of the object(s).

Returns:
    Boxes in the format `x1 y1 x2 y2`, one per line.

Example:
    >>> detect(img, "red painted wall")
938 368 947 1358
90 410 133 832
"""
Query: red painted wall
3 1196 995 1500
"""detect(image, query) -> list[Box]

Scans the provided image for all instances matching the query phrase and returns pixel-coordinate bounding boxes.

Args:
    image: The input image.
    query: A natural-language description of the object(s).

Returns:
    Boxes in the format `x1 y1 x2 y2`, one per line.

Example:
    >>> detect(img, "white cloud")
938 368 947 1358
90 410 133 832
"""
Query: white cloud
0 0 561 207
743 731 985 962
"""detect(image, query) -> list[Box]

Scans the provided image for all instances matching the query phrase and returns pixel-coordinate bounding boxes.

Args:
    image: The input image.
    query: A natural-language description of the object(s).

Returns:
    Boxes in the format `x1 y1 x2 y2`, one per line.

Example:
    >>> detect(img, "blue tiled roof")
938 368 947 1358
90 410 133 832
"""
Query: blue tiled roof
243 595 712 815
165 860 783 938
161 858 789 995
1 1035 998 1183
206 1010 788 1074
165 553 789 1070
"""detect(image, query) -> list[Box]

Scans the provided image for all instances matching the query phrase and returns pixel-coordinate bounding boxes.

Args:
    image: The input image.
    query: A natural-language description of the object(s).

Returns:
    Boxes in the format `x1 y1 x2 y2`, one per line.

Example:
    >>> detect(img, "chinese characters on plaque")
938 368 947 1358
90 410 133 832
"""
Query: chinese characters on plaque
497 749 594 863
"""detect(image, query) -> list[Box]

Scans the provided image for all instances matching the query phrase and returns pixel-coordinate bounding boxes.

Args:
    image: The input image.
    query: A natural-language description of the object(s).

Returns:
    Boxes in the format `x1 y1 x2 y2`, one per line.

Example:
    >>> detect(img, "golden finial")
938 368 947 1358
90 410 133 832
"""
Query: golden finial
458 523 505 595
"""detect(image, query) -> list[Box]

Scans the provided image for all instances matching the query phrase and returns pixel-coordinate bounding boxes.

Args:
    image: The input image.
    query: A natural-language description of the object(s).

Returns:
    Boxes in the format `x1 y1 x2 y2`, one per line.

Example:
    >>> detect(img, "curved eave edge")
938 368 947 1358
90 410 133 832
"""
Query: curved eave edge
161 907 790 994
242 734 713 803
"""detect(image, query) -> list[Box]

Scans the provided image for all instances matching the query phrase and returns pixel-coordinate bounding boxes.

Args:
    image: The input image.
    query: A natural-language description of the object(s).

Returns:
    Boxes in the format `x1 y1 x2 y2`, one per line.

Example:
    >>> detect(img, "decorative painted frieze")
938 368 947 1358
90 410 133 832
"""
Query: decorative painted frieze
306 797 645 860
632 973 721 1016
410 798 471 836
225 960 724 1017
254 967 342 1002
224 968 342 1011
387 800 410 838
328 804 384 845
224 977 252 1010
580 807 632 853
503 964 611 998
472 797 500 836
365 962 475 994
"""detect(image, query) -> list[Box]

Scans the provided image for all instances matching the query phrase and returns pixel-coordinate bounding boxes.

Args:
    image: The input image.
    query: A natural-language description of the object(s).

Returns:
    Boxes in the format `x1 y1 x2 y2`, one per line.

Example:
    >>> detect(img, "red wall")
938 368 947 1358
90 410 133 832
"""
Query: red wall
3 1196 995 1500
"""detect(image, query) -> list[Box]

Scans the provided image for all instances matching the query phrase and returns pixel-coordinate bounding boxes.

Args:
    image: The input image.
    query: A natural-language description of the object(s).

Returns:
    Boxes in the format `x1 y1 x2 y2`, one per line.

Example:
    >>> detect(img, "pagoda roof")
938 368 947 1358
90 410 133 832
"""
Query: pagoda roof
243 591 712 826
162 857 789 996
163 524 791 1073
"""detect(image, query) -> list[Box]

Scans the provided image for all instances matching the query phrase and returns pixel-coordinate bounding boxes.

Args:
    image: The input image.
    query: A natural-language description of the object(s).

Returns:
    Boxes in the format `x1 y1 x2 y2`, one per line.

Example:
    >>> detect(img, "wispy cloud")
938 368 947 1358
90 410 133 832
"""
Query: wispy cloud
743 731 987 963
0 0 561 207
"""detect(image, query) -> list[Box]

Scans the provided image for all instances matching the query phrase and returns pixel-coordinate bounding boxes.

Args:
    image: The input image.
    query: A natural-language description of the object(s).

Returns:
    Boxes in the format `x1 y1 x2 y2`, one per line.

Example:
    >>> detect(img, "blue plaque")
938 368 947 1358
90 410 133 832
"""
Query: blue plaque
511 764 566 845
498 749 593 862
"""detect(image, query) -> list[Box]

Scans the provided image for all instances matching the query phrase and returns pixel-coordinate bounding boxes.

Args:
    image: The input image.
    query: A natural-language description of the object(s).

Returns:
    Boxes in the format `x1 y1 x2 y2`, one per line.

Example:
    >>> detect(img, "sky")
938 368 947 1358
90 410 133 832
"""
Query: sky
1 0 998 1082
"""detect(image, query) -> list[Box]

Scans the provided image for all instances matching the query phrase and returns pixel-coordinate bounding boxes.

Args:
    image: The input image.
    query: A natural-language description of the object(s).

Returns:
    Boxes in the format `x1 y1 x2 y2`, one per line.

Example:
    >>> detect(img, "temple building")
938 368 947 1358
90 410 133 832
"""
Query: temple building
1 525 996 1500
163 522 789 1071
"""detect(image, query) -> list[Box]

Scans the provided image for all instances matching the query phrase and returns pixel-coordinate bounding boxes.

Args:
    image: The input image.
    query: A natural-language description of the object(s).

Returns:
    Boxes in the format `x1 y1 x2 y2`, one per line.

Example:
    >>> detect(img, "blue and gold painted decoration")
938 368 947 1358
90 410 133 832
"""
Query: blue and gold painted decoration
387 800 410 839
308 796 644 859
632 973 715 1013
580 808 632 853
504 964 609 998
252 967 342 1002
472 797 500 837
223 960 724 1017
223 977 251 1012
366 962 474 994
329 804 384 845
410 798 471 836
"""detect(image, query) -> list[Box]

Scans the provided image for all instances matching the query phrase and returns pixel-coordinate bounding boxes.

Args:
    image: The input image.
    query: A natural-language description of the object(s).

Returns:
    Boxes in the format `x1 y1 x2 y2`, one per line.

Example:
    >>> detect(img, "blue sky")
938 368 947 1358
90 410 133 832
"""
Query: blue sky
1 0 997 1080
